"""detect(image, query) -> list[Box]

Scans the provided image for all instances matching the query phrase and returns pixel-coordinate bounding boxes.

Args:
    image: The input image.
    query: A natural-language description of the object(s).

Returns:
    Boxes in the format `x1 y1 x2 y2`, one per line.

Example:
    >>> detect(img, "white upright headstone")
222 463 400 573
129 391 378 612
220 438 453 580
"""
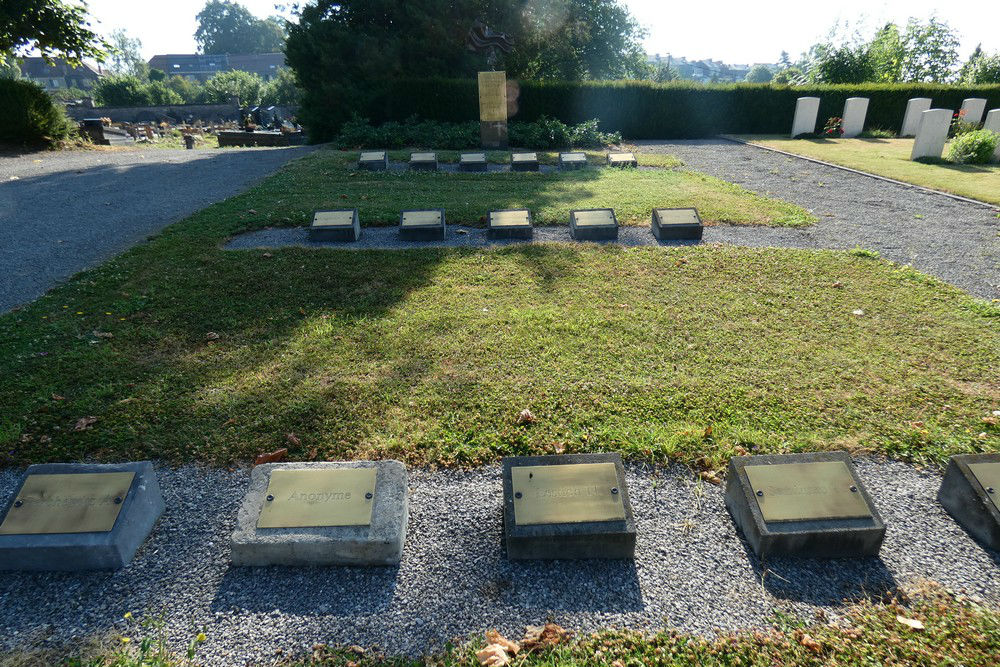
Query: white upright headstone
960 98 987 126
900 98 932 137
910 109 953 161
791 97 820 137
841 97 869 138
984 109 1000 161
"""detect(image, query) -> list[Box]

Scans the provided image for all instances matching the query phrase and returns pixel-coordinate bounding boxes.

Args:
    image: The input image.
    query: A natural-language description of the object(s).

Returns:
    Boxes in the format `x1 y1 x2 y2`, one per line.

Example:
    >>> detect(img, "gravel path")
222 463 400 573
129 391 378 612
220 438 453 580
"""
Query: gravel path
0 146 314 313
0 459 997 663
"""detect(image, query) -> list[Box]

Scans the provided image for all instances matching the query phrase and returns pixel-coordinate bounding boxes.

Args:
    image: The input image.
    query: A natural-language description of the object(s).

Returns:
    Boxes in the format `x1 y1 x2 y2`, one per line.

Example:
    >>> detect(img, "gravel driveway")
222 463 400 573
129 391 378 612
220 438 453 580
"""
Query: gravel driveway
0 460 996 664
637 140 1000 299
0 146 313 313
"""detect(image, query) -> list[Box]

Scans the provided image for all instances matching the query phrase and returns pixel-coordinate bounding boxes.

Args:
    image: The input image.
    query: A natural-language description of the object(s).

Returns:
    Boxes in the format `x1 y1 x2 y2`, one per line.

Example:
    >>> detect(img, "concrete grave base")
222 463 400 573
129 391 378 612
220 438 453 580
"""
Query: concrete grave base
488 209 533 239
570 208 619 241
308 209 361 242
399 209 446 241
358 151 388 171
725 452 885 558
459 153 489 172
652 208 703 241
511 153 540 171
502 453 636 560
409 153 438 171
938 454 1000 551
231 461 408 567
0 462 164 571
559 153 587 170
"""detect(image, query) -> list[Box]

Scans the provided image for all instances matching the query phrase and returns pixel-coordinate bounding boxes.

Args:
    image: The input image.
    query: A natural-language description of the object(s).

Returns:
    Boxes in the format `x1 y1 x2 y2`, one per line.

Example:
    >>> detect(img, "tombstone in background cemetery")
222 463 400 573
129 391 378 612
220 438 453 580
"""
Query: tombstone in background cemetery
511 152 539 171
359 151 388 171
459 152 489 172
502 453 636 560
570 208 618 241
960 98 988 126
900 98 932 137
488 209 533 239
309 209 361 243
399 209 446 241
841 97 869 138
791 97 820 137
607 151 637 167
938 454 1000 551
0 462 164 571
230 461 408 566
559 152 587 170
652 208 704 241
725 452 885 558
984 110 1000 161
910 109 953 161
409 152 438 171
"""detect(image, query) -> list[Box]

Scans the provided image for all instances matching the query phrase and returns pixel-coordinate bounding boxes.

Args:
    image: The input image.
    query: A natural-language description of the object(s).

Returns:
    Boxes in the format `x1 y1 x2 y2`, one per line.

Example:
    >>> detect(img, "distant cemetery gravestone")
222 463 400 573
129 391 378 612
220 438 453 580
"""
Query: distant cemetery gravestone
900 98 932 137
910 109 953 160
791 97 820 137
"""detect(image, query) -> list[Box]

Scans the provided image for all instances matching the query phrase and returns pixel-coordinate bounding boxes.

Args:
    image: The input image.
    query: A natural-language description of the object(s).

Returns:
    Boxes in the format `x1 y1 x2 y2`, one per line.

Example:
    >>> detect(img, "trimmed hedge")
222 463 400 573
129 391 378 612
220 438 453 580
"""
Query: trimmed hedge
313 79 1000 140
0 78 75 147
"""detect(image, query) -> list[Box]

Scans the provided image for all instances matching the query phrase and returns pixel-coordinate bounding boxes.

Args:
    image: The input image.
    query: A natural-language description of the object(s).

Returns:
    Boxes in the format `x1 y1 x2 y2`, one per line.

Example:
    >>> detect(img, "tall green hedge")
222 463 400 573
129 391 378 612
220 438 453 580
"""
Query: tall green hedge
0 79 75 147
312 79 1000 140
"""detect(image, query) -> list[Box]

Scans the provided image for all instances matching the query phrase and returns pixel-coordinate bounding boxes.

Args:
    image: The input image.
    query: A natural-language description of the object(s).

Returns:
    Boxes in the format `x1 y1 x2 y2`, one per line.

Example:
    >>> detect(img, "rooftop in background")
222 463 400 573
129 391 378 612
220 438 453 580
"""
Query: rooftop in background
147 53 286 82
647 54 777 83
18 57 103 91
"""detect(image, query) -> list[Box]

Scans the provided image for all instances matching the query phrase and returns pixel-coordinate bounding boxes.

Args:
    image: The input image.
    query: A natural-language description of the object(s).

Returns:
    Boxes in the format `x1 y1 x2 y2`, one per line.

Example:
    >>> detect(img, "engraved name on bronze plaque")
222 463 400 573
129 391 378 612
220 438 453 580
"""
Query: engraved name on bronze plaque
512 463 625 526
745 461 872 522
400 210 442 227
257 468 377 529
0 472 135 535
968 462 1000 511
313 211 354 227
574 209 616 227
478 71 508 123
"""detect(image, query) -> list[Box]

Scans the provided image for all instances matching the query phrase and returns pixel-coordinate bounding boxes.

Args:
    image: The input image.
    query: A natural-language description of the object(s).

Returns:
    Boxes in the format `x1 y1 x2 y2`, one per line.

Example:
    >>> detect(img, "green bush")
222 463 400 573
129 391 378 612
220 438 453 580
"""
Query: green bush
948 129 999 164
0 78 74 147
303 78 1000 141
335 116 621 149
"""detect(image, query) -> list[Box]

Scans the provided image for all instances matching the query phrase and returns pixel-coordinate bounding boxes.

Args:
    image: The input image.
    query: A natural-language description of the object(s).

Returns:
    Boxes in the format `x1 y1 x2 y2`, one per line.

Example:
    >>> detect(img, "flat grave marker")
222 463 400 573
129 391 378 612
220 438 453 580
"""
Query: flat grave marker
911 109 952 161
791 97 820 137
502 453 636 559
652 207 704 241
724 452 885 558
459 152 488 172
559 152 587 170
409 152 438 171
607 151 637 167
841 97 869 138
358 150 388 171
0 462 164 571
960 98 988 126
570 208 618 241
901 98 932 137
399 208 446 241
938 454 1000 550
511 152 539 172
309 209 361 242
231 461 408 566
488 209 533 239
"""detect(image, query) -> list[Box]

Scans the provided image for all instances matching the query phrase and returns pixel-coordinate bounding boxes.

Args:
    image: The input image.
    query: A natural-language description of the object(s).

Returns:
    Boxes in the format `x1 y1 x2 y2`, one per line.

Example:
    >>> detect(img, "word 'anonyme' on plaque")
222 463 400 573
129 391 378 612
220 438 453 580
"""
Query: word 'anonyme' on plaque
256 467 376 528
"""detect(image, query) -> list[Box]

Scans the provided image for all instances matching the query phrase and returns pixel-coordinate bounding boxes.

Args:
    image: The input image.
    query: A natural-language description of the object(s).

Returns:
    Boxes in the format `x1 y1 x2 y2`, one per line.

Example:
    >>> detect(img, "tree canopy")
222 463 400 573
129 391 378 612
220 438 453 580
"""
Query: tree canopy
195 0 286 55
0 0 109 65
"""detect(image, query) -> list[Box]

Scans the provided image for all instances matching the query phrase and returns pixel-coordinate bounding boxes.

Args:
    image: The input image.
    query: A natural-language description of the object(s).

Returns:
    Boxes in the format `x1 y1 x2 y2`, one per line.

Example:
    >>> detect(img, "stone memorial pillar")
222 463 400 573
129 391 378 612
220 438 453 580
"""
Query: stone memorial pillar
900 98 932 137
910 109 953 161
960 98 988 126
841 97 869 138
791 97 820 138
984 109 1000 161
478 71 508 149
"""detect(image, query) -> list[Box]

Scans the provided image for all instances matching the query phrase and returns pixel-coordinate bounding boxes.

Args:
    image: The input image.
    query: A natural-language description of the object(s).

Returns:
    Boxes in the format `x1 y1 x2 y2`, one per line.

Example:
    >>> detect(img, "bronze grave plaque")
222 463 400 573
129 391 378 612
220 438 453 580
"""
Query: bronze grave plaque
574 209 616 227
400 210 442 227
490 210 530 227
654 209 701 226
745 461 872 522
968 462 1000 510
512 462 625 526
312 210 355 227
512 152 537 163
478 71 508 123
360 151 385 162
0 472 135 535
257 468 377 528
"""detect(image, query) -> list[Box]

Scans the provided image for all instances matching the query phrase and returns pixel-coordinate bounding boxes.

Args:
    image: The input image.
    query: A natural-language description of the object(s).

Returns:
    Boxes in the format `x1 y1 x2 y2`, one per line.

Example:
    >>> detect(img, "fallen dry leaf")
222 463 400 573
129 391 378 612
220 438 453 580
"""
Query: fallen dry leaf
486 630 519 654
254 448 288 465
205 332 220 341
517 409 537 425
798 633 822 653
51 394 65 401
286 432 302 447
699 470 722 486
521 623 570 652
475 645 510 667
896 615 925 631
262 252 273 258
92 331 114 339
74 416 98 431
611 661 624 667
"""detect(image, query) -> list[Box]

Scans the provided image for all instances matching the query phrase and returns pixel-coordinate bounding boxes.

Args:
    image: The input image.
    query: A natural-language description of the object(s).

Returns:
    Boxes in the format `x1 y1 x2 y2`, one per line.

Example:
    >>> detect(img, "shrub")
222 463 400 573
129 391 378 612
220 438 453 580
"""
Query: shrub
0 78 74 147
822 116 844 137
948 129 999 164
94 75 151 106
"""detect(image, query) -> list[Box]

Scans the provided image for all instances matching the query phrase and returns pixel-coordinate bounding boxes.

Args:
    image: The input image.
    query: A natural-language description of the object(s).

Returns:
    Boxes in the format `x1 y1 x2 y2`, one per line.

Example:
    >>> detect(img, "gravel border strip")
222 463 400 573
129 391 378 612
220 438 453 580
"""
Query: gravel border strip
720 135 1000 211
0 459 997 664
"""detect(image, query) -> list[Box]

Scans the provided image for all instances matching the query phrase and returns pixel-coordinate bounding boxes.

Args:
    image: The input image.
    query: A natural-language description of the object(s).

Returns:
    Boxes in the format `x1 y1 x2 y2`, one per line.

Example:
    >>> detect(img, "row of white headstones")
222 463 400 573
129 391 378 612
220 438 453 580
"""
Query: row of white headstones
791 96 1000 161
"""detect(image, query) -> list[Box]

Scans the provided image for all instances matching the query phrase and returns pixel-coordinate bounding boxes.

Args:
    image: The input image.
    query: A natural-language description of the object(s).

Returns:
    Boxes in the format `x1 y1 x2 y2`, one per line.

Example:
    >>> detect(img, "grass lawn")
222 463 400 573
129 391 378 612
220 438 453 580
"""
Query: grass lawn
0 147 997 469
737 135 1000 206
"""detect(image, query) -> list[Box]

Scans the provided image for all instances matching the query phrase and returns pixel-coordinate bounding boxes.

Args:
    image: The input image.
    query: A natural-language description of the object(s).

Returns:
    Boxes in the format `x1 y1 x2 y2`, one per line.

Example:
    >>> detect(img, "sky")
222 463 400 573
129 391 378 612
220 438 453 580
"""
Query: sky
83 0 999 64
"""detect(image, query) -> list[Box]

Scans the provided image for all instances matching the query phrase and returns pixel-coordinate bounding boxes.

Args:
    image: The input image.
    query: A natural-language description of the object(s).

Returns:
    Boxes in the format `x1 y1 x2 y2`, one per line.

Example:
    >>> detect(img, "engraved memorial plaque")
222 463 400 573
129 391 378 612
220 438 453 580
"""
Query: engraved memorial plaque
0 472 135 535
512 462 625 525
968 462 1000 511
257 468 376 529
478 71 508 123
573 209 616 227
313 210 355 227
490 210 530 227
745 461 872 522
360 151 386 162
401 210 443 227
